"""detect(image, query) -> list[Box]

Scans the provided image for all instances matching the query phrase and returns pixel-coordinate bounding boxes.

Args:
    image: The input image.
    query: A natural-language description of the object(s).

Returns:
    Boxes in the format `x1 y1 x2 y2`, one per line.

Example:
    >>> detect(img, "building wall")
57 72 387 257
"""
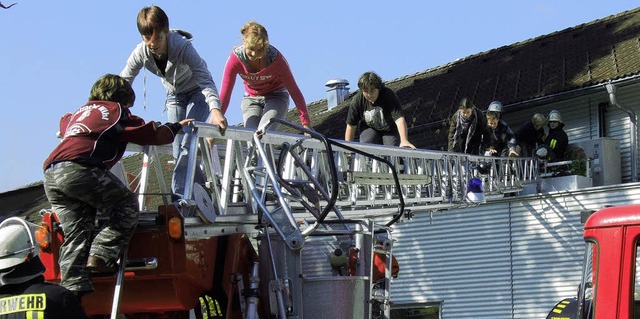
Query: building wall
390 182 640 319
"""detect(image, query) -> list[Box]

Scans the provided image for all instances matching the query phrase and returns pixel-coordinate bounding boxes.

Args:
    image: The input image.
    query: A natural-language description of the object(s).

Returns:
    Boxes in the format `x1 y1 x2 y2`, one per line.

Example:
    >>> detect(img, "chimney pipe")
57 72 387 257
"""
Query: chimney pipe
325 79 350 110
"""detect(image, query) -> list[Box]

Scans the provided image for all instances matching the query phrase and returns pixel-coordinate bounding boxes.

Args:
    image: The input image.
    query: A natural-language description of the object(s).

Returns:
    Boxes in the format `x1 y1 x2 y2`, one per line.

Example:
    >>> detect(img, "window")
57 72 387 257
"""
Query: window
390 301 442 319
634 243 640 318
578 241 595 318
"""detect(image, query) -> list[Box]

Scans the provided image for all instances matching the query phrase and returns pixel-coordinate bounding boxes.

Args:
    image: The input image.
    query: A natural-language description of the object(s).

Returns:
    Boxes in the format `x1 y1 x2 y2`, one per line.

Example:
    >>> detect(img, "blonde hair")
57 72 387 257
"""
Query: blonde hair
532 113 546 127
241 21 269 51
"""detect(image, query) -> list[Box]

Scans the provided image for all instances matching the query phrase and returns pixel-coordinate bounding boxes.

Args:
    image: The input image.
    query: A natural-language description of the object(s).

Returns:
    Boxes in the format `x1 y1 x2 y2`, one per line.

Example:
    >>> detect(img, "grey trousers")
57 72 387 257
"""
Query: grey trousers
241 90 290 131
43 161 138 293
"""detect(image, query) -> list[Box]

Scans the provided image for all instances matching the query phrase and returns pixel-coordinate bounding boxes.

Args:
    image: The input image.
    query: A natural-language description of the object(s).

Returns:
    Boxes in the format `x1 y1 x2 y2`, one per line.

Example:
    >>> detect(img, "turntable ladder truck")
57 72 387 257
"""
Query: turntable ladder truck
39 119 538 319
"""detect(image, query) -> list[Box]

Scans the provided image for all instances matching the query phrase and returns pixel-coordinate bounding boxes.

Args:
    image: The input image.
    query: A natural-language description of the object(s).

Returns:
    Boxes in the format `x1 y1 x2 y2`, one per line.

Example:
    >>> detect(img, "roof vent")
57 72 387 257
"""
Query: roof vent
325 78 350 111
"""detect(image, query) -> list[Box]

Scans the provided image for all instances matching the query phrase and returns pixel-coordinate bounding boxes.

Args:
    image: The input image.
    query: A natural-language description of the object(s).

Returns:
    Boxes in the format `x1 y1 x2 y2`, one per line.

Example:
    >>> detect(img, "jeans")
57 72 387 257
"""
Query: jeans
359 127 399 146
240 90 290 131
166 88 208 197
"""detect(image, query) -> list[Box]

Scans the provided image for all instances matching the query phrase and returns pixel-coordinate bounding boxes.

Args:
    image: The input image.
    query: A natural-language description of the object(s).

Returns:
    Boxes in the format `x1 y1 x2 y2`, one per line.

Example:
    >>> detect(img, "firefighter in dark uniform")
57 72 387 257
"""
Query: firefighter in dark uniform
536 110 569 161
0 217 89 319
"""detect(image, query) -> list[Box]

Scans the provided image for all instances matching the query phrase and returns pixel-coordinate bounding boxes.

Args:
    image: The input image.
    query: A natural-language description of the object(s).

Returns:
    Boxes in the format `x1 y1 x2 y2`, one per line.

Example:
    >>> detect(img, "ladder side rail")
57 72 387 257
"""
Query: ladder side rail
446 155 460 202
501 157 516 190
321 140 407 227
209 142 224 176
519 157 528 185
489 157 502 194
274 139 341 224
278 145 348 225
190 122 254 209
526 157 533 183
220 139 236 212
352 153 365 204
317 149 339 202
335 150 351 202
385 156 395 200
434 157 447 201
509 157 523 189
403 156 414 200
528 157 537 182
148 145 171 207
434 157 443 200
309 148 321 183
368 220 393 319
402 156 413 199
501 157 511 189
370 157 380 201
183 124 200 200
110 161 129 189
234 140 254 209
121 144 173 209
246 133 304 249
199 139 224 215
420 157 430 200
460 156 473 200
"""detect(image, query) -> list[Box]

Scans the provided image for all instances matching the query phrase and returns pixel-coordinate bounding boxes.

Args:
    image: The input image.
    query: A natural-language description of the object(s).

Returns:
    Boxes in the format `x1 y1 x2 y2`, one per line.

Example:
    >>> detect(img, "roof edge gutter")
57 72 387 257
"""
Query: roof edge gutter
504 74 640 112
606 82 638 182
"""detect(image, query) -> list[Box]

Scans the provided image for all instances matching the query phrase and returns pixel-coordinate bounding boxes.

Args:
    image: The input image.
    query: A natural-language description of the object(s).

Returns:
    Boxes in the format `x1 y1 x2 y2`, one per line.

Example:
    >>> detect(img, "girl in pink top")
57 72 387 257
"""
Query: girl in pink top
209 21 312 133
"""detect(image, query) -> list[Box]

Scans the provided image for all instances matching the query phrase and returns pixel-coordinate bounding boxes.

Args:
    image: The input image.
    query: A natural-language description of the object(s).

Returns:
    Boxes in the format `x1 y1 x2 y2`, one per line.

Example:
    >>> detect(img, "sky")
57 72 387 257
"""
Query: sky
0 1 637 192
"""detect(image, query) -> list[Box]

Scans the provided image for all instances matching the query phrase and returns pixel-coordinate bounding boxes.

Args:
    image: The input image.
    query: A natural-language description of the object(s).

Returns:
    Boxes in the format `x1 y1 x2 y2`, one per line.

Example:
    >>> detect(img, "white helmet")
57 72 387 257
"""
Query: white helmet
0 217 40 271
548 110 563 123
0 217 45 286
487 101 503 113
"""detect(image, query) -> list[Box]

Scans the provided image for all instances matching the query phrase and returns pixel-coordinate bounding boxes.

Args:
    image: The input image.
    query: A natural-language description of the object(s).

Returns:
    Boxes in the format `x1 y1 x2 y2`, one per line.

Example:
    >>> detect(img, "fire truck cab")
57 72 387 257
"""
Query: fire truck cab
547 204 640 319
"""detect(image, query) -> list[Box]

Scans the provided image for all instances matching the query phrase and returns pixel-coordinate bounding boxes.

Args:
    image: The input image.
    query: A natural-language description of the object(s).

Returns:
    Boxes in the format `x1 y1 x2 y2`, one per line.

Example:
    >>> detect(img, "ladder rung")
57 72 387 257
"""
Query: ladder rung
350 172 432 185
125 257 158 271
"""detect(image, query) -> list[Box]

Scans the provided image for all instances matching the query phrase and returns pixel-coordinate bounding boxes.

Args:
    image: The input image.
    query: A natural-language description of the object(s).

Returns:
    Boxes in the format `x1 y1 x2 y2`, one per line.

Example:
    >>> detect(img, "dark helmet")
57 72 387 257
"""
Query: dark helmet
0 217 46 286
477 161 491 175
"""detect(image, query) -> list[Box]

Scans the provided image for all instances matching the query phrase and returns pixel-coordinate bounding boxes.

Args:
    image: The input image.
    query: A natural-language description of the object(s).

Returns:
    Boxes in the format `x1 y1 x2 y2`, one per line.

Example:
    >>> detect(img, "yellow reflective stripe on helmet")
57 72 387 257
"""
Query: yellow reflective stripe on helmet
549 139 557 149
0 293 46 314
26 310 44 319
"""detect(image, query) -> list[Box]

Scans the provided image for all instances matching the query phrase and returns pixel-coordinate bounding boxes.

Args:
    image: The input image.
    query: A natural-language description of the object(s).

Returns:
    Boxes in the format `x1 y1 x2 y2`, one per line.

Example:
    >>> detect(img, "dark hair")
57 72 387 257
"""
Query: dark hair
357 71 384 92
486 111 500 119
136 5 169 37
89 74 135 107
458 97 475 110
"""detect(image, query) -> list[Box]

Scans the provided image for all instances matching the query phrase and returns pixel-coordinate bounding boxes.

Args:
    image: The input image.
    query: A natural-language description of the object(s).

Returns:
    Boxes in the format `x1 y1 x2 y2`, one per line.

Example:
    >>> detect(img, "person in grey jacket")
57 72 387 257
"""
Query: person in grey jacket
120 5 223 198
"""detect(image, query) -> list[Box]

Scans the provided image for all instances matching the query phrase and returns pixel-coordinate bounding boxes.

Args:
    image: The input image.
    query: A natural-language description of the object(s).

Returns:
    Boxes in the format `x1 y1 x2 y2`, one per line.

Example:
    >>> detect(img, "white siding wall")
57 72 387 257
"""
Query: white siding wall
390 183 640 319
605 83 640 182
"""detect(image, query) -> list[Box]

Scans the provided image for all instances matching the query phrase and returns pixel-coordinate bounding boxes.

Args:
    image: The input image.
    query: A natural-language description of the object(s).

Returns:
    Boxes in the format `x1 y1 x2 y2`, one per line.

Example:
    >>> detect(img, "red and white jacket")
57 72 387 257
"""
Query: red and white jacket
43 101 181 170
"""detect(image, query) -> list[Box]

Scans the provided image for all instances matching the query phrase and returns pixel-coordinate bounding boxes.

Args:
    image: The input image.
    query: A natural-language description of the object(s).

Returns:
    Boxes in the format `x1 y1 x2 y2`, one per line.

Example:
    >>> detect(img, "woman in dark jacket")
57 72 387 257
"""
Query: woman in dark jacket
448 98 489 155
